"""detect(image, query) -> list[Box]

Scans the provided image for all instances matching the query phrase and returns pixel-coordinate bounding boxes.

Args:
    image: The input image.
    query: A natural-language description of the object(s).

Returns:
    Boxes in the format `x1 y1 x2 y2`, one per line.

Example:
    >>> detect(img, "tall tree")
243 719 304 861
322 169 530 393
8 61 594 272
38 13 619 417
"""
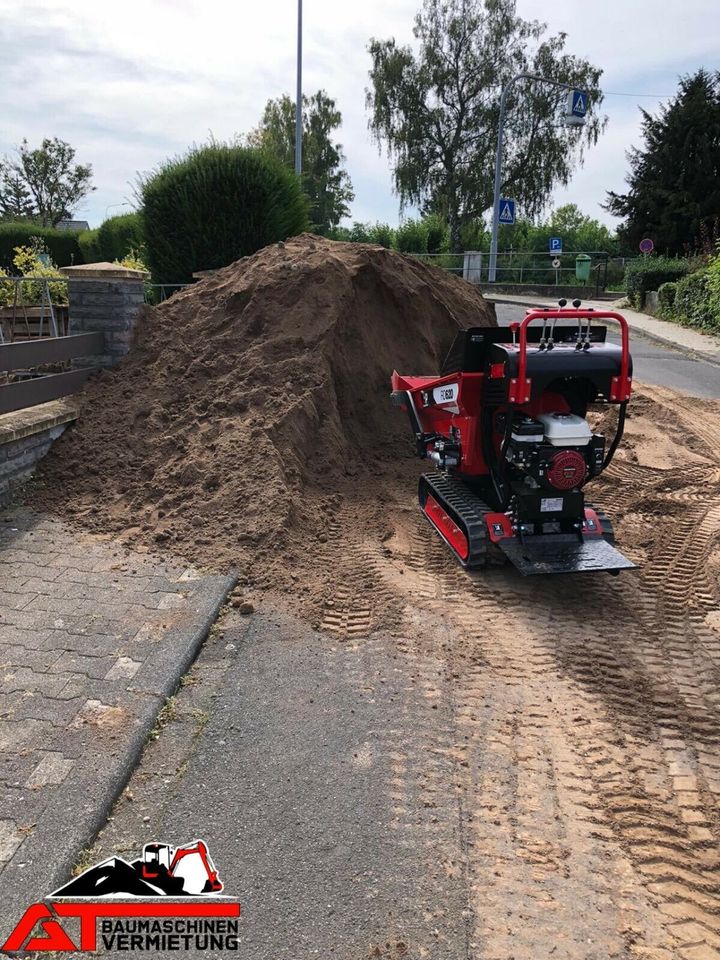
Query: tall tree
249 91 354 235
0 169 35 221
366 0 605 251
0 138 94 226
605 70 720 255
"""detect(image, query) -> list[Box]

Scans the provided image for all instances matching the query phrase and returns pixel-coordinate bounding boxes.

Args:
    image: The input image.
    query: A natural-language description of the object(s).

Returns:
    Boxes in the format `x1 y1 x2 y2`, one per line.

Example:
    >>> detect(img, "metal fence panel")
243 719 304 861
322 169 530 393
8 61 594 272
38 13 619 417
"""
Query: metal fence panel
0 332 104 373
0 369 93 415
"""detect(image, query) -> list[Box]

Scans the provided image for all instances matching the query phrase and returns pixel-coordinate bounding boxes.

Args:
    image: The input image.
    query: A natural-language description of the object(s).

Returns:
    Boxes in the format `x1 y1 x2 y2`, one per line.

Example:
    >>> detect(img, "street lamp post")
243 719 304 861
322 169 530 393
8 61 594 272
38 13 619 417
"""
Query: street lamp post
295 0 303 176
104 201 131 220
488 73 583 283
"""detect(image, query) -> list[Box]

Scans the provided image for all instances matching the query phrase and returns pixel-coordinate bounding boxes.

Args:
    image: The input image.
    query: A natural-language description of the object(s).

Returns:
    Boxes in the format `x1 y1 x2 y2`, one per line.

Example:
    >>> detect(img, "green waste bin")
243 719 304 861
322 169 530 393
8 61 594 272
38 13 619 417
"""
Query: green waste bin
575 254 592 283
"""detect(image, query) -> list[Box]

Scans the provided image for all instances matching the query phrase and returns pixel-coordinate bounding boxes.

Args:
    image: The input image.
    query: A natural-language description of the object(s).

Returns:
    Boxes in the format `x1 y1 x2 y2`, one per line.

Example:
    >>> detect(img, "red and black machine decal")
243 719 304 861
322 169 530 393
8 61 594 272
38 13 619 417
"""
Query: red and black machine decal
391 302 636 575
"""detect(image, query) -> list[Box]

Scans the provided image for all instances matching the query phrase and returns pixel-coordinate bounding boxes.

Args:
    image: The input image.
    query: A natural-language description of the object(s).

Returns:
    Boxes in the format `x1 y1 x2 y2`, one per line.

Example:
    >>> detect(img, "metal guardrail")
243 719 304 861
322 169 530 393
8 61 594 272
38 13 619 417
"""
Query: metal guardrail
0 331 104 415
408 251 635 291
408 253 465 276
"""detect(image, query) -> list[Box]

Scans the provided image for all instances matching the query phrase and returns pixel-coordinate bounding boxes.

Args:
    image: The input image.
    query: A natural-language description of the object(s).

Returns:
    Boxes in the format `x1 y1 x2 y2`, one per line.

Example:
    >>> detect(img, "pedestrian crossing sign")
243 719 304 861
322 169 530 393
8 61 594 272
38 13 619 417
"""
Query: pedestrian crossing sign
498 199 515 225
568 89 588 118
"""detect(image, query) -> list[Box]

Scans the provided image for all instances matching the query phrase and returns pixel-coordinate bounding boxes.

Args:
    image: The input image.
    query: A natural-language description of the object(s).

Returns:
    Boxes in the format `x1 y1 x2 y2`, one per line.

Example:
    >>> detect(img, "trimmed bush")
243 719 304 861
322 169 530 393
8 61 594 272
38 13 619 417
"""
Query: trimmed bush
672 269 718 331
624 256 688 308
657 281 678 317
96 212 144 262
141 143 309 283
0 223 81 271
78 228 101 263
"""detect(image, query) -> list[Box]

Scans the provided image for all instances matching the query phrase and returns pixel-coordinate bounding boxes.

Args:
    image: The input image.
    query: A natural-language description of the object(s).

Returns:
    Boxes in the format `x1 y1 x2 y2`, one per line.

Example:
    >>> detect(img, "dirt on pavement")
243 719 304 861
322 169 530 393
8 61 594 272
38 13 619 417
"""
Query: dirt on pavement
81 379 720 960
309 382 720 959
32 234 494 606
26 236 720 957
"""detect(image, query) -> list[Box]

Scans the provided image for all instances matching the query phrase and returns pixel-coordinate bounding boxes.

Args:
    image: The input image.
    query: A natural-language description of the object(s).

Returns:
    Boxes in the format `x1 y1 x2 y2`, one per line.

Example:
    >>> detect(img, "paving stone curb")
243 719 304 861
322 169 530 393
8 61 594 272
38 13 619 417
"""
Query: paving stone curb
0 570 236 930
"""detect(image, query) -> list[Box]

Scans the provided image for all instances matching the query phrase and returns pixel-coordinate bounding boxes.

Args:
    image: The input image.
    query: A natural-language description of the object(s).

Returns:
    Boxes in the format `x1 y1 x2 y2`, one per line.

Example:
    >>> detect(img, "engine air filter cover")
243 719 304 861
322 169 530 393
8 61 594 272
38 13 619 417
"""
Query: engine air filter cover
537 412 592 447
547 450 587 490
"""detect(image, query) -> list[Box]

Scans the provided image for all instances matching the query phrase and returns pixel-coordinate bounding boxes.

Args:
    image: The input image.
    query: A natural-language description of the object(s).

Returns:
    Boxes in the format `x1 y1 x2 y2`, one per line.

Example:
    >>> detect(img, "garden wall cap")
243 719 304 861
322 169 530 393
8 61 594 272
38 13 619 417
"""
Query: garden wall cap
60 262 149 280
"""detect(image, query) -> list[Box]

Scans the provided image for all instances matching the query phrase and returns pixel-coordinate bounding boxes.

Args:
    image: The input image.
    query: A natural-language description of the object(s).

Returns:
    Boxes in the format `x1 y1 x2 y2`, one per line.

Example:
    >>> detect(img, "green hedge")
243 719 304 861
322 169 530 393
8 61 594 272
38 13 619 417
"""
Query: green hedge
96 212 143 261
657 281 678 316
624 256 689 308
78 228 101 263
76 213 144 265
0 223 82 271
141 143 309 283
672 270 718 331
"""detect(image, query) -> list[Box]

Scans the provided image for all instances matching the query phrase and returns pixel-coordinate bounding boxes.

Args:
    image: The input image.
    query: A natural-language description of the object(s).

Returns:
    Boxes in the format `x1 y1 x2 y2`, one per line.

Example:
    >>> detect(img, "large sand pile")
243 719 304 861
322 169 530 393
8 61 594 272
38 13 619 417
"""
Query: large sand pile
34 235 495 588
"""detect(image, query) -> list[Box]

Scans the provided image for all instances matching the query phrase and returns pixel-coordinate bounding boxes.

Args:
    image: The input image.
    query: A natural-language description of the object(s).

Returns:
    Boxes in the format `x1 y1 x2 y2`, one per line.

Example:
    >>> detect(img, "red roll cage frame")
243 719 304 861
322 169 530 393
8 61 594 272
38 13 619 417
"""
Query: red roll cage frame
507 309 632 405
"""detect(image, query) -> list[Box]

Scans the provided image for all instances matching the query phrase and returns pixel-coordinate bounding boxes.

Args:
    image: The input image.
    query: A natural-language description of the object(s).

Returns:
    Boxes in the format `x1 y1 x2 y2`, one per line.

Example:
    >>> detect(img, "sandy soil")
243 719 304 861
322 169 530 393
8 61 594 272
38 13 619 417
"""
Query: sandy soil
305 382 720 959
58 381 720 960
26 235 720 956
31 234 494 606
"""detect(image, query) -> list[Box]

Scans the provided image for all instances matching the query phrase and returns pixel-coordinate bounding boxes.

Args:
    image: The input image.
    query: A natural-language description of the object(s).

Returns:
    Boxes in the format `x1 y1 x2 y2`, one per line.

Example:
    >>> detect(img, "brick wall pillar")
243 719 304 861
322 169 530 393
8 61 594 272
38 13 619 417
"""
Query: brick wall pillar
60 262 148 367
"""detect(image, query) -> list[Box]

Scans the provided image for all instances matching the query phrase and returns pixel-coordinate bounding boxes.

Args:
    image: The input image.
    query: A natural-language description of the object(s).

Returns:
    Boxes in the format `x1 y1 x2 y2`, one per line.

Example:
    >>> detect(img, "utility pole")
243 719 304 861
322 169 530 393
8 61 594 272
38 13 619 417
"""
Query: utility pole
295 0 303 176
488 73 585 282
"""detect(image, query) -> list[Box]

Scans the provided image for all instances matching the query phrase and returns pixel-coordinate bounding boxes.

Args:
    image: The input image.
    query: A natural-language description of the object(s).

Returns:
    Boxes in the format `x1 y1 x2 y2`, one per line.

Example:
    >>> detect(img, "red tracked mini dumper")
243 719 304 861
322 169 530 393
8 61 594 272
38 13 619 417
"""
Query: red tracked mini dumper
391 303 636 575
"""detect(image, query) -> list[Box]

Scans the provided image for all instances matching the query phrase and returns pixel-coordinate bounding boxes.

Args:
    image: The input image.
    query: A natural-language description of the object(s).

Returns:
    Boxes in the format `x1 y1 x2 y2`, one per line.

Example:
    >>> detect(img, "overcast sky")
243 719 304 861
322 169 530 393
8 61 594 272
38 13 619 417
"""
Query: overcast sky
0 0 717 231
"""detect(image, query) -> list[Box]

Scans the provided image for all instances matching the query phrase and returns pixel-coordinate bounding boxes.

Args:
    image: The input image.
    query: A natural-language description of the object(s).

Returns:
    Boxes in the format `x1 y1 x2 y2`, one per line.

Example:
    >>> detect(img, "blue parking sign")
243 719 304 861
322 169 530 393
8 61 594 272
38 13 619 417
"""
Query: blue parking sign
549 237 563 253
498 199 515 225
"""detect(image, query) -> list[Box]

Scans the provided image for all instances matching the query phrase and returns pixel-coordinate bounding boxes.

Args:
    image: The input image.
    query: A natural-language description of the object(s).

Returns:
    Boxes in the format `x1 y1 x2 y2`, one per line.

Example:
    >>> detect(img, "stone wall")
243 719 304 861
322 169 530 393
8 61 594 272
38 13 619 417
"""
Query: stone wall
0 400 78 506
0 266 147 507
61 262 147 368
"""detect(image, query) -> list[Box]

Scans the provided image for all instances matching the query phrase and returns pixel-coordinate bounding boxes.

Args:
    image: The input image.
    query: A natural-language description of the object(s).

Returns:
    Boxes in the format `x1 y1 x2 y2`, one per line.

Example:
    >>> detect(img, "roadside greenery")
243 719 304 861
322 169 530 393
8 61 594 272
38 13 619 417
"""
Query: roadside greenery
140 142 309 283
367 0 605 251
654 247 720 334
0 240 68 306
330 205 618 260
623 256 689 308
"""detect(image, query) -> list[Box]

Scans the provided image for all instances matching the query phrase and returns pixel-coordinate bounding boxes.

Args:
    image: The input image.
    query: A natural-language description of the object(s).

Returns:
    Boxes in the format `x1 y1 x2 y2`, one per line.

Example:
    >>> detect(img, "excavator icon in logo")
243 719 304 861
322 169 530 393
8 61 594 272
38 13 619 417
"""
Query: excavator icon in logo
51 839 224 898
1 840 239 953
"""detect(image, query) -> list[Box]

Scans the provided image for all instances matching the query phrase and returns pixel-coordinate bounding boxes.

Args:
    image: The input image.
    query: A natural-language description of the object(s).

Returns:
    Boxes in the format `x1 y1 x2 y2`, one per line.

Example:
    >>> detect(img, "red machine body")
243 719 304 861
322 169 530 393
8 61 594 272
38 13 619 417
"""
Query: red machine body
391 305 636 575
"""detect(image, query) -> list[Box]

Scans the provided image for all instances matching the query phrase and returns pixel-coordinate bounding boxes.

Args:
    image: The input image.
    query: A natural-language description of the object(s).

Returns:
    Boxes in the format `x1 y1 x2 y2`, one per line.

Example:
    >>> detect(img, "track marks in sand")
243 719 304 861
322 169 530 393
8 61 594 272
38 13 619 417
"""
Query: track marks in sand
314 386 720 958
376 445 720 953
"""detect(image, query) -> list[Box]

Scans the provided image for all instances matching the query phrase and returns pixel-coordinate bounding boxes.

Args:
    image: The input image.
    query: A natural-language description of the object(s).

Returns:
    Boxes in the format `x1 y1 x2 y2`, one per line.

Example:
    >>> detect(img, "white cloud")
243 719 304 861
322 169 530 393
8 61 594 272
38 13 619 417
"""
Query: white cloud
0 0 717 230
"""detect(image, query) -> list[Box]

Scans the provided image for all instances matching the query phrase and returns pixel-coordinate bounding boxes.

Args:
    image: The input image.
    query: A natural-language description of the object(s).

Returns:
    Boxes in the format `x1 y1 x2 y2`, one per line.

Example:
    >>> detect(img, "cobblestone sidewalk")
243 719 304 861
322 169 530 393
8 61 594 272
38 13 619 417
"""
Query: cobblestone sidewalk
0 507 235 928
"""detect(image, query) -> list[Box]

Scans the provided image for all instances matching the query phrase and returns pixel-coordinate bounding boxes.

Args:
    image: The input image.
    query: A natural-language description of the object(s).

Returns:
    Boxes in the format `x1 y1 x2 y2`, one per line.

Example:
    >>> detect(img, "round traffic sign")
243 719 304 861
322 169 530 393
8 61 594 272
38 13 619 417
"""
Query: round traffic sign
552 258 561 269
639 238 654 254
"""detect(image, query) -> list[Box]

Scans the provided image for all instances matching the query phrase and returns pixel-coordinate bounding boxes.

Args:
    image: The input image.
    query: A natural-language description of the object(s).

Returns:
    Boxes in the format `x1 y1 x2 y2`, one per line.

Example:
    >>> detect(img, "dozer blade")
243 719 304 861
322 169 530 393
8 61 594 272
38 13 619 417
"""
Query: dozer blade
498 534 636 576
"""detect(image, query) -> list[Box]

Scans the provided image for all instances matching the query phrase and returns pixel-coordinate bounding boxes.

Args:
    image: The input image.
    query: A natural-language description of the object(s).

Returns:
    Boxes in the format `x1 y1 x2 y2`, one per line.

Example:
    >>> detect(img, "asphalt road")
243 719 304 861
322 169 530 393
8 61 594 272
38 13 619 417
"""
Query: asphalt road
85 611 472 960
495 302 720 398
